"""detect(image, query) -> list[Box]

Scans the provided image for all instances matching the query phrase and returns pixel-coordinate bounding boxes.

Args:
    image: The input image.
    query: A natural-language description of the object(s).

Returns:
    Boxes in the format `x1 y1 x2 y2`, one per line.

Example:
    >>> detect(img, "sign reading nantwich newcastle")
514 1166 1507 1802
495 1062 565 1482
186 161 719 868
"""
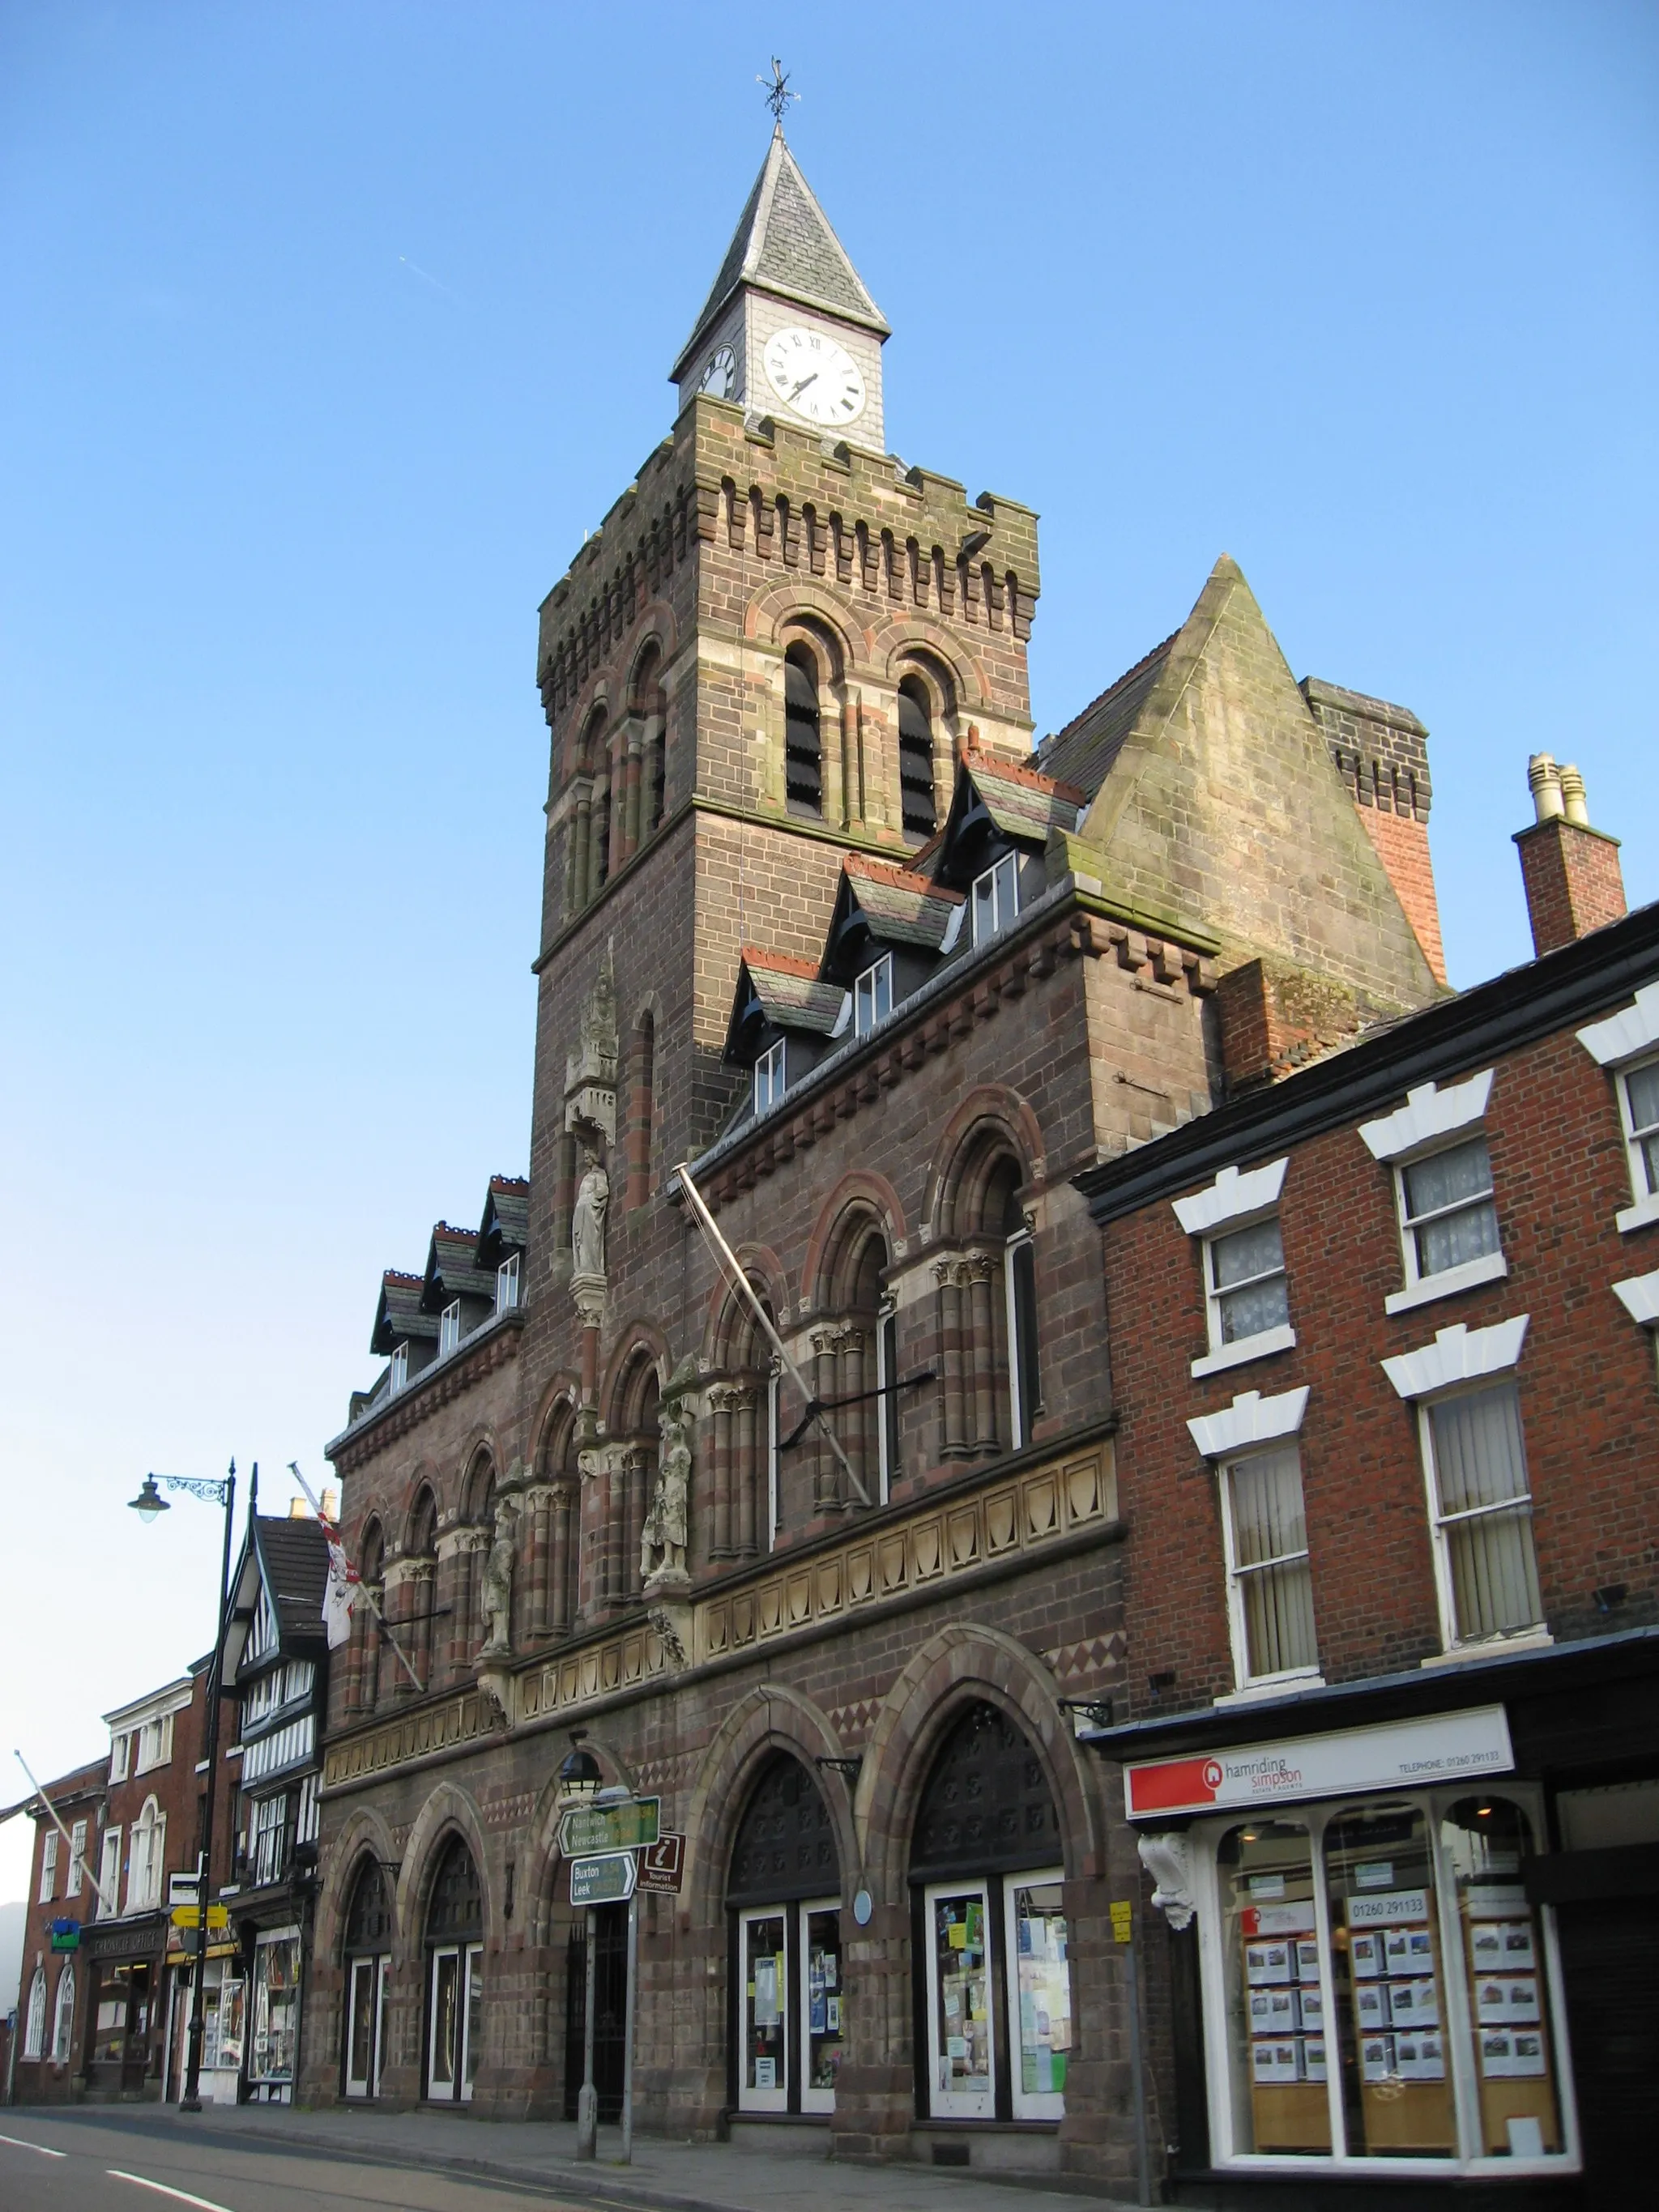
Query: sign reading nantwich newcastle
569 1851 638 1907
1124 1707 1514 1820
635 1832 685 1895
559 1796 660 1857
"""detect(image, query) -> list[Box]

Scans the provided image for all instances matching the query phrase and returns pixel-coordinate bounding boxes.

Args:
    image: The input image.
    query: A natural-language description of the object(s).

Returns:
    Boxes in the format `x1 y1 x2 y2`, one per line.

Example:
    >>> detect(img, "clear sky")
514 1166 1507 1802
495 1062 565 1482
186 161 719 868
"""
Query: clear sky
2 2 1655 1909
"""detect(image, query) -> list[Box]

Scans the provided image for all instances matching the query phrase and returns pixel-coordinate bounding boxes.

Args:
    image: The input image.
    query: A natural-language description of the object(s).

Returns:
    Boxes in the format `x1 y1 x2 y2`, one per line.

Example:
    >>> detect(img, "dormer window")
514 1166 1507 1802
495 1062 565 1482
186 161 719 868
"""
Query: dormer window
754 1039 787 1116
854 955 893 1038
390 1342 409 1395
971 854 1017 945
496 1253 521 1314
438 1300 462 1357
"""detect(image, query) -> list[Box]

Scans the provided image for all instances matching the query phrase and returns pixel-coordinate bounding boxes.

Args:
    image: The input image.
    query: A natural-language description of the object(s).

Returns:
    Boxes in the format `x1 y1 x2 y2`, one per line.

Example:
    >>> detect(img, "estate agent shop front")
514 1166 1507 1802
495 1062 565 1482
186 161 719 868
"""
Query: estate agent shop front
1122 1705 1579 2187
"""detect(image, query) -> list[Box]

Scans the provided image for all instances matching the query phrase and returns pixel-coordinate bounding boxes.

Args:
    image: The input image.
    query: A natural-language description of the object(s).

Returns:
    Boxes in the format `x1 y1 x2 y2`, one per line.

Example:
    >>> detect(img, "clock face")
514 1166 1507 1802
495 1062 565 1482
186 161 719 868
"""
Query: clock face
762 326 866 426
700 344 738 400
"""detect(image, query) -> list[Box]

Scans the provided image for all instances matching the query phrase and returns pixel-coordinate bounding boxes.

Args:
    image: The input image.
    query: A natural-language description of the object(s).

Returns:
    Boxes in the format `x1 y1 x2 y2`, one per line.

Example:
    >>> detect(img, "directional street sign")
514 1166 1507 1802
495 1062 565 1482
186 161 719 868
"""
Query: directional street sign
170 1905 231 1930
559 1796 660 1858
635 1832 684 1894
569 1851 638 1907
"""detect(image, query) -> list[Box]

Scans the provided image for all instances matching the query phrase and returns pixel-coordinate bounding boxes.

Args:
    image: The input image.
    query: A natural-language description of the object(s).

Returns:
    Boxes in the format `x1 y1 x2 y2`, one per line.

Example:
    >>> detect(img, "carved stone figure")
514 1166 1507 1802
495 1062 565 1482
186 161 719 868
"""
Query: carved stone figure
642 1362 696 1585
479 1494 519 1656
572 1161 610 1281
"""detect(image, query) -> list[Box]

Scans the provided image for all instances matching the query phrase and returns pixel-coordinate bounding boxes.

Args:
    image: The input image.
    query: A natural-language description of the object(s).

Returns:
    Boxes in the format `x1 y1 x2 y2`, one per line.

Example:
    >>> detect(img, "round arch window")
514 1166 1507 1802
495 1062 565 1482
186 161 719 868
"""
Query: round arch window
727 1754 843 2117
911 1702 1070 2124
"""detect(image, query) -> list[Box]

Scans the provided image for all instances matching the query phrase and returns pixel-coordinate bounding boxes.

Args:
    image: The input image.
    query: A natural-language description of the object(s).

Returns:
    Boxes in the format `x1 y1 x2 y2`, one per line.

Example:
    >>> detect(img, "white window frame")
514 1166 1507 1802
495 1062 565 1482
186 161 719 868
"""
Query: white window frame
345 1952 388 2099
1577 980 1659 1233
52 1963 75 2062
23 1967 46 2060
970 853 1018 946
97 1826 122 1919
922 1876 997 2118
1380 1316 1545 1656
109 1733 130 1784
1175 1160 1296 1377
1418 1385 1544 1655
127 1796 165 1913
425 1941 480 2103
1005 1227 1036 1448
853 953 893 1038
390 1342 409 1394
1186 1781 1580 2178
438 1299 462 1357
797 1894 844 2116
1003 1869 1071 2121
1216 1443 1322 1696
495 1252 520 1313
68 1819 87 1897
736 1905 789 2112
754 1038 787 1117
40 1829 59 1903
1359 1072 1508 1314
134 1712 173 1774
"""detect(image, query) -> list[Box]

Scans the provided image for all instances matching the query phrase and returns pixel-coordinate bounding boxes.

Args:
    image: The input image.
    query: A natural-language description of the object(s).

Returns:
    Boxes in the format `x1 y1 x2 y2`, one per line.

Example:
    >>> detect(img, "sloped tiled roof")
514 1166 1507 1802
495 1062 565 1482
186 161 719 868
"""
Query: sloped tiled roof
958 746 1086 843
839 854 962 951
424 1223 497 1312
1037 632 1179 798
251 1515 331 1656
371 1269 437 1356
673 129 889 378
725 947 847 1060
478 1175 528 1263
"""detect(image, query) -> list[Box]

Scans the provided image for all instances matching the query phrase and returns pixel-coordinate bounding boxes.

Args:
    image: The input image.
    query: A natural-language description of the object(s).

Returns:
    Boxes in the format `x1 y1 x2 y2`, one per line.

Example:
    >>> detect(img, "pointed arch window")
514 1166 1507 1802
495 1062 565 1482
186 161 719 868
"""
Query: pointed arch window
424 1836 483 2103
52 1962 76 2062
23 1966 47 2058
343 1856 392 2100
898 676 937 838
127 1795 164 1914
784 646 823 816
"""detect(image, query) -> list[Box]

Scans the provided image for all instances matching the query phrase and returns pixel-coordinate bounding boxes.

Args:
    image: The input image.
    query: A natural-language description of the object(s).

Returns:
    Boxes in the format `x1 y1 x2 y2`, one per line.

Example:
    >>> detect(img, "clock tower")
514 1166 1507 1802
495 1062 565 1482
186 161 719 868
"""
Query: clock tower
669 126 891 454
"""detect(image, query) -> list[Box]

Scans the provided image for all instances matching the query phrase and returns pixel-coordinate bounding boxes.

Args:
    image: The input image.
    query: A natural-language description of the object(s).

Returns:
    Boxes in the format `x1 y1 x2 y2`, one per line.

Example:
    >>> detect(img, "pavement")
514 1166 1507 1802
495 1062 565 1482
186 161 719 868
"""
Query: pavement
0 2103 1148 2212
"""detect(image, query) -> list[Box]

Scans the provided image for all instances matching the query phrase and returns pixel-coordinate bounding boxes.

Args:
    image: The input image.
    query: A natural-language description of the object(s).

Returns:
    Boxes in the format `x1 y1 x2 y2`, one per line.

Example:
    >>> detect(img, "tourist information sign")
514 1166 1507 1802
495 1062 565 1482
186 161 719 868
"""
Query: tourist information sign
569 1851 638 1907
559 1795 660 1857
635 1833 684 1895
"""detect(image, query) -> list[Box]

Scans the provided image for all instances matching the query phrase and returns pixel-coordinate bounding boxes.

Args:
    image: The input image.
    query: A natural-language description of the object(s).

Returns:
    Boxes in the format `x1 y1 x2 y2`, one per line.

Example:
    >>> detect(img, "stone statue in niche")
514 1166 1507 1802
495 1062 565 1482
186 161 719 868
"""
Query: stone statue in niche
479 1492 520 1656
642 1357 697 1588
571 1159 610 1281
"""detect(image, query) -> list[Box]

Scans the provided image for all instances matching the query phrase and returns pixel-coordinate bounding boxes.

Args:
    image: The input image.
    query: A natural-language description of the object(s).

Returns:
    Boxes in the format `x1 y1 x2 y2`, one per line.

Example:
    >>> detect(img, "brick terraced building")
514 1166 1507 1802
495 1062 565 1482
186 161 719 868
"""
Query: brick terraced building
296 122 1652 2204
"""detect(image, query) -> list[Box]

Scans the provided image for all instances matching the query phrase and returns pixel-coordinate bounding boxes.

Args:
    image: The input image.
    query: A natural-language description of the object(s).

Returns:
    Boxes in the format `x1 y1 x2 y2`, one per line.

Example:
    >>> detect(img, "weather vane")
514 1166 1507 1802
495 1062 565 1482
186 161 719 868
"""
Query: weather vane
758 57 798 127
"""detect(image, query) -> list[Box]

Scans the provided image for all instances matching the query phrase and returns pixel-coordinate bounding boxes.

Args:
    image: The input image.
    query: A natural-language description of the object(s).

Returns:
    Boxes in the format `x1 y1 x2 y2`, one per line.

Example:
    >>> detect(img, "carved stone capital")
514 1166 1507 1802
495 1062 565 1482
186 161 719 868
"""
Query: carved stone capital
707 1383 757 1416
383 1553 435 1590
570 1271 608 1329
436 1526 488 1562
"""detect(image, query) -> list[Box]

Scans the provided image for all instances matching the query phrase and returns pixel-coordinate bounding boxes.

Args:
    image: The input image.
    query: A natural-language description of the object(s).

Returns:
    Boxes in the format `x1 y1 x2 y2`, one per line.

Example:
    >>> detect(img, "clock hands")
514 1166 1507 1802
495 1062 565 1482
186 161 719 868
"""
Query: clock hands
787 371 820 402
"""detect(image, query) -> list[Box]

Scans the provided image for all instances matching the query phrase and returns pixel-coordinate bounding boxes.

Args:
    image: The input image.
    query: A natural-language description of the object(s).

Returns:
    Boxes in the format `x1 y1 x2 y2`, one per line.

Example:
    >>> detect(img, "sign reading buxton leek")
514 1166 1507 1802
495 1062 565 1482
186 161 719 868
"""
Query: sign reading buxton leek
569 1851 638 1907
1124 1707 1514 1819
559 1795 660 1857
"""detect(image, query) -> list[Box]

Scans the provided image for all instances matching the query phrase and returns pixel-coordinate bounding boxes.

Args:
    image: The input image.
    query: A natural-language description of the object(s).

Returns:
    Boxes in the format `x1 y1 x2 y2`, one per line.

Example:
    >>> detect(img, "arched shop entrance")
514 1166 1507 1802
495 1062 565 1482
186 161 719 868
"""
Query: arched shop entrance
563 1905 627 2123
727 1754 843 2114
423 1837 482 2103
341 1858 393 2101
909 1701 1071 2124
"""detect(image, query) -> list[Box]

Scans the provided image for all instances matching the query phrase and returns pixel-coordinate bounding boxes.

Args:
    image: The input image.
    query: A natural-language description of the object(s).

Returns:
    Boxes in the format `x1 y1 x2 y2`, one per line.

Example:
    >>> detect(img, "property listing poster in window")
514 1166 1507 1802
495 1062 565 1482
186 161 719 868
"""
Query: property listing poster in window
1009 1879 1071 2116
250 1933 301 2083
1441 1798 1561 2157
1218 1823 1331 2153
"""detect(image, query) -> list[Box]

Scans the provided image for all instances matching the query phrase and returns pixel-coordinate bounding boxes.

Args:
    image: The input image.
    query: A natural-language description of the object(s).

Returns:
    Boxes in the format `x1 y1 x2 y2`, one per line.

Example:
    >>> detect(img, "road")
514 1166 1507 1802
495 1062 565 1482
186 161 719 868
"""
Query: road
0 2114 600 2212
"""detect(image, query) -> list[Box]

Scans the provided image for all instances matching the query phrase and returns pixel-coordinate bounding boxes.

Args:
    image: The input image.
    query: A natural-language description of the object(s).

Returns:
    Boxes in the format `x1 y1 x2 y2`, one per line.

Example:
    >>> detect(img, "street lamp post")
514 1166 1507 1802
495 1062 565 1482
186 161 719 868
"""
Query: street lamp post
128 1460 241 2113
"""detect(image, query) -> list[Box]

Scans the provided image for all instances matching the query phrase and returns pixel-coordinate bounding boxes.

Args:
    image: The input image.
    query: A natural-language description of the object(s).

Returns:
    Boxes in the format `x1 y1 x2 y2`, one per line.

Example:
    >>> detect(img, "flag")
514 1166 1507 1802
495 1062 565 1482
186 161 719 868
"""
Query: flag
290 1460 358 1650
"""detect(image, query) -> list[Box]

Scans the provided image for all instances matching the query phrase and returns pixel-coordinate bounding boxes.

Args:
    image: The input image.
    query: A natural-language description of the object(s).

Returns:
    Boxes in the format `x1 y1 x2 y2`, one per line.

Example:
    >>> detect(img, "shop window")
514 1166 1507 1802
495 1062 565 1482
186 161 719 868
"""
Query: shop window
911 1703 1068 2125
970 852 1017 945
424 1835 483 2103
52 1963 75 2063
1422 1383 1543 1647
1324 1802 1456 2156
854 954 893 1038
1215 1822 1329 2153
727 1756 842 2116
343 1857 392 2101
1441 1797 1563 2157
1218 1445 1319 1690
250 1931 301 2091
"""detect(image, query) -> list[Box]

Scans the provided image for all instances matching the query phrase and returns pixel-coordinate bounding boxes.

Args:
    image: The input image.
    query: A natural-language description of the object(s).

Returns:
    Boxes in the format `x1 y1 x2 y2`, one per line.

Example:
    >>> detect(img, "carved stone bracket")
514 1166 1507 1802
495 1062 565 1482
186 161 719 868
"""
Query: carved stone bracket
570 1270 608 1330
1137 1831 1196 1931
647 1599 692 1668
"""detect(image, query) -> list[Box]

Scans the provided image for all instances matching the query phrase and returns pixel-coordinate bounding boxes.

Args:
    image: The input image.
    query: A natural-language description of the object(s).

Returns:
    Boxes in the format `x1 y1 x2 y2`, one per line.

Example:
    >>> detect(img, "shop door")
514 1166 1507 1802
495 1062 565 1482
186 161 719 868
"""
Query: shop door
924 1882 996 2118
426 1942 480 2103
738 1907 788 2111
168 1972 192 2102
345 1955 387 2099
562 1907 627 2122
1555 1895 1657 2180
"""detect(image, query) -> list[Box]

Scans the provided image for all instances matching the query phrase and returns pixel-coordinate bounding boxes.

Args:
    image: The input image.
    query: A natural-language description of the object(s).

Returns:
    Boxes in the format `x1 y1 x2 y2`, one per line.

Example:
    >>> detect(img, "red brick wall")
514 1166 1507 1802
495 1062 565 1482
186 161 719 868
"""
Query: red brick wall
1516 819 1627 956
1356 804 1447 986
1104 1020 1659 1717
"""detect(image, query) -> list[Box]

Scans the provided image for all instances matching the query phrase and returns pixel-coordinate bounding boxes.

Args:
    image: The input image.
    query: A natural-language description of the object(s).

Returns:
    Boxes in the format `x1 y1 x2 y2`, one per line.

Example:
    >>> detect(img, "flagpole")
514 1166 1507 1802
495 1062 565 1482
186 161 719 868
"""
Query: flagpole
288 1462 425 1694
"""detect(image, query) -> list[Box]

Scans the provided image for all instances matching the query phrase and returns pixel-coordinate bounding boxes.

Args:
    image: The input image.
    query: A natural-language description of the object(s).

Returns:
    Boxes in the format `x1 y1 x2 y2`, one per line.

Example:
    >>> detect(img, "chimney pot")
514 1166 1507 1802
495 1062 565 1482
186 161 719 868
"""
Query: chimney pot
1559 764 1590 828
1528 752 1564 823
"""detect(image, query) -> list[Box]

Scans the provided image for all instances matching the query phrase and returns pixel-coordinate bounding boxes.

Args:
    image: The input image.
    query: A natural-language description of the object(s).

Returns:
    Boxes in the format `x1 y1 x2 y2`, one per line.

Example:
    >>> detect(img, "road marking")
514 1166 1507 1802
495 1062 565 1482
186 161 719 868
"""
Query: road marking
0 2133 66 2155
108 2173 239 2212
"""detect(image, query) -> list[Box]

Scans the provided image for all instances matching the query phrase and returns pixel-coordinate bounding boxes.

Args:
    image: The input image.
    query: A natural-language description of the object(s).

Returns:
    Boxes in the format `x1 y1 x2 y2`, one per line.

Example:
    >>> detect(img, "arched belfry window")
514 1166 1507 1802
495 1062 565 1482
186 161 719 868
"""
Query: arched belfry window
343 1857 392 2100
784 646 823 817
424 1836 483 2103
727 1754 843 2116
898 676 937 838
911 1703 1069 2125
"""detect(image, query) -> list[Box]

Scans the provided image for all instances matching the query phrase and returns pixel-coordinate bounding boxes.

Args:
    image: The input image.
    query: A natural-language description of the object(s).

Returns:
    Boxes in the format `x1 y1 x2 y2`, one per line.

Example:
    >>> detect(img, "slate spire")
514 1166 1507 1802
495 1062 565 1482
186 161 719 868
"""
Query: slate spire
671 128 889 383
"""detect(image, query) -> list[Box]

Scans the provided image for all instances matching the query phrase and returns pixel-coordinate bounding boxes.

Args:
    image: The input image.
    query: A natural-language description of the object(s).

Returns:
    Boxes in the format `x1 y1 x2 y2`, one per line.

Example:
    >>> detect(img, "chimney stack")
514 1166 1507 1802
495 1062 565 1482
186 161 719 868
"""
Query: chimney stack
1514 753 1626 955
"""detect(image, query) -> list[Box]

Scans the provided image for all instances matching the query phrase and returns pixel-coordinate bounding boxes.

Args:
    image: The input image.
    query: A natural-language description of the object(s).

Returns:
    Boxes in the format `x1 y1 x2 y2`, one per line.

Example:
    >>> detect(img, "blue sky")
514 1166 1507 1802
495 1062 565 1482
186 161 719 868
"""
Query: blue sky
1 2 1655 1907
